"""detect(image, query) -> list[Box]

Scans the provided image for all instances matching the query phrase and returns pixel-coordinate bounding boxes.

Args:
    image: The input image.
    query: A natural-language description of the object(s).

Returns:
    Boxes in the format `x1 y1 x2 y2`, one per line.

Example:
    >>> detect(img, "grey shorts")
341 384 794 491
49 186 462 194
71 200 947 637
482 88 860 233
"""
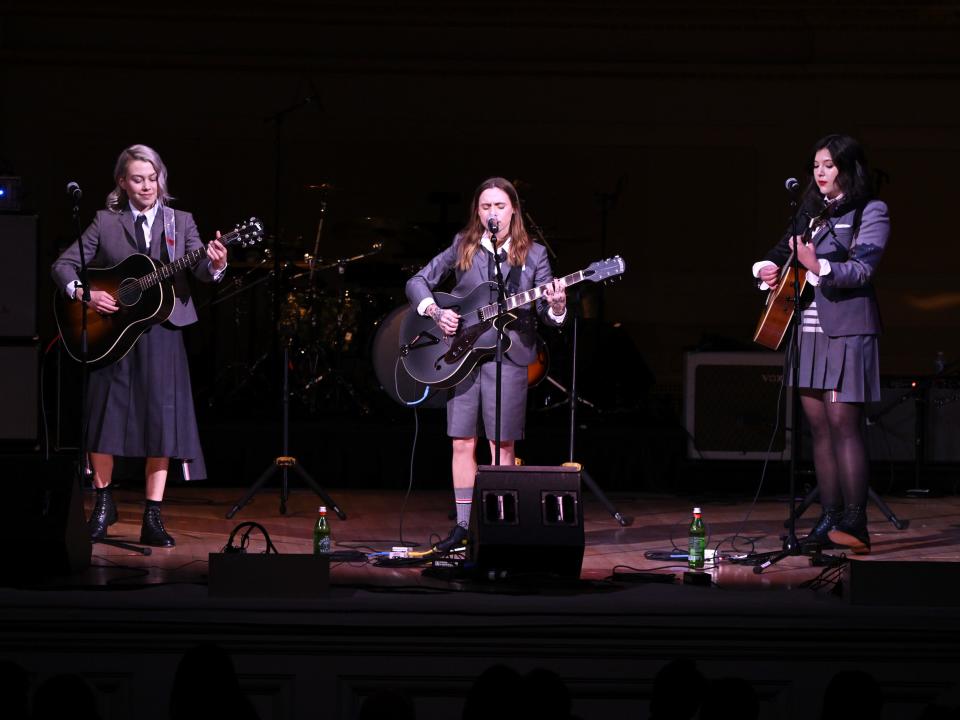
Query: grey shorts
446 359 528 440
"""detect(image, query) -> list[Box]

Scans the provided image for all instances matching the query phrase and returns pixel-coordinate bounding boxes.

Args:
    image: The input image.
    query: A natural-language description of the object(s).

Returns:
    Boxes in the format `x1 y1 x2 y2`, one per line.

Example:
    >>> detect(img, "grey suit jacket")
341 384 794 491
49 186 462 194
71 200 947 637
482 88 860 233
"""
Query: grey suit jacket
405 236 564 365
52 207 219 327
764 199 889 337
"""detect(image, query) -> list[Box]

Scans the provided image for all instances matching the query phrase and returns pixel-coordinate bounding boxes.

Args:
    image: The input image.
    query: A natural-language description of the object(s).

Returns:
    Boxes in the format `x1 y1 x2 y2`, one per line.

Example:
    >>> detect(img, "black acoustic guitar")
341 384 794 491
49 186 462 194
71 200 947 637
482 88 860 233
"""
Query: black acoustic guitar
399 256 625 389
55 217 264 369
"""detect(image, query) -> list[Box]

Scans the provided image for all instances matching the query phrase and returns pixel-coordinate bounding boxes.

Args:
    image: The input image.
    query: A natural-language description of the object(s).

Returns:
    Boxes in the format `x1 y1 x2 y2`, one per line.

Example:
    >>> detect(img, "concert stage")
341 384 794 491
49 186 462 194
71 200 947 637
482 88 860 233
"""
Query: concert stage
2 486 959 720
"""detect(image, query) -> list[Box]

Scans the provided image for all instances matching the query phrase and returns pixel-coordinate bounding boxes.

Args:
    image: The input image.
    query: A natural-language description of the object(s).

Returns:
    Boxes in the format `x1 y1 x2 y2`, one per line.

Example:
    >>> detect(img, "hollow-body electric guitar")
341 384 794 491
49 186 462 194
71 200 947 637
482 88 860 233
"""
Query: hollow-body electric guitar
399 256 625 388
55 217 264 369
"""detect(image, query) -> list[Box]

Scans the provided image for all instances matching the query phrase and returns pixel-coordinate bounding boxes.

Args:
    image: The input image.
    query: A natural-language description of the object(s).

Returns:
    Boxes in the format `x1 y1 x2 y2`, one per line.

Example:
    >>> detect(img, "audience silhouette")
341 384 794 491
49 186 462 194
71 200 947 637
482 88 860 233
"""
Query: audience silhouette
30 673 101 720
648 658 707 720
169 642 259 720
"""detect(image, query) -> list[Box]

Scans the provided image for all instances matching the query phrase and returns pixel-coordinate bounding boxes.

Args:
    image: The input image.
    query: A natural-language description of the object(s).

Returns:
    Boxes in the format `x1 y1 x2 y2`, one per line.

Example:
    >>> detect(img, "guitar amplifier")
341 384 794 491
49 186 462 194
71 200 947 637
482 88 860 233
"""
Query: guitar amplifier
683 351 792 460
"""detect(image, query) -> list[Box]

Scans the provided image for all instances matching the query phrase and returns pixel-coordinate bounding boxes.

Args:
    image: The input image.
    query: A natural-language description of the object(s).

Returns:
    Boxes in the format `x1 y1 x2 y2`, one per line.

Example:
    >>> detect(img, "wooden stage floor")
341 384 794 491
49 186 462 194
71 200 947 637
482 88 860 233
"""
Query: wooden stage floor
70 485 960 590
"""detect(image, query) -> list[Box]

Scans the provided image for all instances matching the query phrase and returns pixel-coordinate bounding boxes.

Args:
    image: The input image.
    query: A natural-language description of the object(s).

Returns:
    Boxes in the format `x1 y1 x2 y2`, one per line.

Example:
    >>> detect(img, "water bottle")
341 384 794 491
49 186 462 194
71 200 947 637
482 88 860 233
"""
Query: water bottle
935 351 946 375
313 506 331 555
688 507 706 570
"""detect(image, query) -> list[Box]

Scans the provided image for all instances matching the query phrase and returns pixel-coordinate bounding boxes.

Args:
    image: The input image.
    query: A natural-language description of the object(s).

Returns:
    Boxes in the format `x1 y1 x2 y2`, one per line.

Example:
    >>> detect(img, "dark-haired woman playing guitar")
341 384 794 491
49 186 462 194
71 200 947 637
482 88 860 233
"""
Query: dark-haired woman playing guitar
752 134 890 553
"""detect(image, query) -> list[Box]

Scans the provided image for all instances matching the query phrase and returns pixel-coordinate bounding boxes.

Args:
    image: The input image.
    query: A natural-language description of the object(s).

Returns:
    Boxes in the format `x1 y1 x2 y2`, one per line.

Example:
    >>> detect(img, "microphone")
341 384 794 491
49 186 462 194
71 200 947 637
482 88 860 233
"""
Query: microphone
784 177 800 193
486 216 500 235
66 181 83 201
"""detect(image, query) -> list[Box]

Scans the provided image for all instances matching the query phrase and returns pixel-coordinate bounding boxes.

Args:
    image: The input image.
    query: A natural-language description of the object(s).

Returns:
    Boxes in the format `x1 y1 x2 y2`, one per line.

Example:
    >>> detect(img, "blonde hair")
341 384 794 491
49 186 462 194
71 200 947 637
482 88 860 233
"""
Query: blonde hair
105 144 173 212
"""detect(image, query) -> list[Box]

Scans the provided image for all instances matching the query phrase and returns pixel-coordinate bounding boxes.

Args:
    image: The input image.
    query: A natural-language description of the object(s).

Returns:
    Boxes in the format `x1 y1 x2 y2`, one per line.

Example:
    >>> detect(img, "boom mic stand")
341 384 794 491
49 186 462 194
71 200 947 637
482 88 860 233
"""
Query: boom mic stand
226 330 346 519
524 207 630 526
561 285 632 527
68 186 148 557
224 92 346 521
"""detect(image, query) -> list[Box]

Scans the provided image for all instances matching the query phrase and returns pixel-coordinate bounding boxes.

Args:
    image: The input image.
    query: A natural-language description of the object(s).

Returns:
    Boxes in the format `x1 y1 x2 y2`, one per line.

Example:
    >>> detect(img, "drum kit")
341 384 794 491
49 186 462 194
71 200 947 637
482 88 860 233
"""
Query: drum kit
209 186 438 415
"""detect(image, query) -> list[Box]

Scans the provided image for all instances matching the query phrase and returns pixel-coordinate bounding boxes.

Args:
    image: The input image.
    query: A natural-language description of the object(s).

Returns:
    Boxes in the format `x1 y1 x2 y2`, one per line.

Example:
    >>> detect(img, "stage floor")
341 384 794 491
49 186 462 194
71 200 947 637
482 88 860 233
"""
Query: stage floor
57 485 960 590
3 486 960 720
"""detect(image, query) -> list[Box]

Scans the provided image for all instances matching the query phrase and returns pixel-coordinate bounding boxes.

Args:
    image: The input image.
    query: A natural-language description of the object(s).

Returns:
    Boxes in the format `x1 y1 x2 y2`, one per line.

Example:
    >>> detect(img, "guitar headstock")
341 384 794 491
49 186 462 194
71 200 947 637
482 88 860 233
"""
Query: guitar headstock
584 255 625 283
223 217 265 248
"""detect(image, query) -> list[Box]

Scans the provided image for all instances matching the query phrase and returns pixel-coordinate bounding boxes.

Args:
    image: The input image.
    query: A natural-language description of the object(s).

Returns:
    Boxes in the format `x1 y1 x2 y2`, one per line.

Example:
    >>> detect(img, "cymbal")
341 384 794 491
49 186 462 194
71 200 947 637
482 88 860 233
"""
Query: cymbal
305 182 335 192
329 217 436 261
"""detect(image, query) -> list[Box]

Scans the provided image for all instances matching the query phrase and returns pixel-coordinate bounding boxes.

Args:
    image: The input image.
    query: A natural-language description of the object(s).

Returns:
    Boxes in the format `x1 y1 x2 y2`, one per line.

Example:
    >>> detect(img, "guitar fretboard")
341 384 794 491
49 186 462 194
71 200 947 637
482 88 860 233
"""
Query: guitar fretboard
137 229 240 291
478 268 589 322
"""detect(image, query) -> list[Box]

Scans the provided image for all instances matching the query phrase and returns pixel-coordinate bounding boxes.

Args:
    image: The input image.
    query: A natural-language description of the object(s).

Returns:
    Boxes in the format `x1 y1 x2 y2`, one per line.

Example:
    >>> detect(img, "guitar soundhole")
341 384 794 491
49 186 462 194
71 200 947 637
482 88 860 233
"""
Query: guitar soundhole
118 278 142 307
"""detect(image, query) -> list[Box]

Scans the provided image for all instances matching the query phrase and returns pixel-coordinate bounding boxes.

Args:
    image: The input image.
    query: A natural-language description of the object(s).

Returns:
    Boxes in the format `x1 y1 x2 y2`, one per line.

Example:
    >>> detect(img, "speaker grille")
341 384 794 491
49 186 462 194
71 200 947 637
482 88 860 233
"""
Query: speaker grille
684 351 791 460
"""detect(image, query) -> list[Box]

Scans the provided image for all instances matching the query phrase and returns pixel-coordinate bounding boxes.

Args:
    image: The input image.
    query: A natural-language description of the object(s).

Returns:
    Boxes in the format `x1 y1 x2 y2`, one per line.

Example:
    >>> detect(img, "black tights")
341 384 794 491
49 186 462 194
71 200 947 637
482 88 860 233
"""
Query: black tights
800 390 869 508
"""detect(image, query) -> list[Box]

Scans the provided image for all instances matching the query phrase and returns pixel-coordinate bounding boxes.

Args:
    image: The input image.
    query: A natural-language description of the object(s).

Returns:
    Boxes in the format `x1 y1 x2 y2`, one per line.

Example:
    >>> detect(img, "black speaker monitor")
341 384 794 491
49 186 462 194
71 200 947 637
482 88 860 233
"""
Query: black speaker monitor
469 465 584 579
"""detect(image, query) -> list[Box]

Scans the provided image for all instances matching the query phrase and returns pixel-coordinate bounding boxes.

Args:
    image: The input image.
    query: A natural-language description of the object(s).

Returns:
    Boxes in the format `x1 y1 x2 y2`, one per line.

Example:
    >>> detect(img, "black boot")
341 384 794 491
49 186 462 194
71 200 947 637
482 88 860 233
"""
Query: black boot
139 505 176 547
828 505 871 554
433 524 468 553
87 486 118 540
801 505 843 548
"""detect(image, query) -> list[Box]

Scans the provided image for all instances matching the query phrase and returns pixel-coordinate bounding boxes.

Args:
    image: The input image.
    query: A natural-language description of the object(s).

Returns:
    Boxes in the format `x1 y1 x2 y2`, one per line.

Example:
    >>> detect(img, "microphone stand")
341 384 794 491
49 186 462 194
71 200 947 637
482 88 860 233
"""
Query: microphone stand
755 196 811 574
490 225 506 466
524 209 630 526
70 193 147 557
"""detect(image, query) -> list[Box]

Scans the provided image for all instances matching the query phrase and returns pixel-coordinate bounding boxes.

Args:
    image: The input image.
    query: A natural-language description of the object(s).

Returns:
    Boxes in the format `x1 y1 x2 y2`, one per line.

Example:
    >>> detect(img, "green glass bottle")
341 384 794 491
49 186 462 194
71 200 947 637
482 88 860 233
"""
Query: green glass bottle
313 506 331 555
688 507 705 570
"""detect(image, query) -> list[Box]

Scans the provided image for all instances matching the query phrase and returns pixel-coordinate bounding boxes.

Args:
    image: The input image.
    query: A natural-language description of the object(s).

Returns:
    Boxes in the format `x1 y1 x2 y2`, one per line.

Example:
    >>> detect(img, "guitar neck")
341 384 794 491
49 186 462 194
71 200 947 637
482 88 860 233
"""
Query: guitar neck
138 230 239 290
479 268 588 321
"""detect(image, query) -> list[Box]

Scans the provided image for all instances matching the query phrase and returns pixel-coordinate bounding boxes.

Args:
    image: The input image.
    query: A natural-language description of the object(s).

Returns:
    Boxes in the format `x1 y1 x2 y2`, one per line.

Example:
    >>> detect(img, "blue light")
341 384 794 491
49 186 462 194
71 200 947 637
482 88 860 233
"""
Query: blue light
0 189 5 197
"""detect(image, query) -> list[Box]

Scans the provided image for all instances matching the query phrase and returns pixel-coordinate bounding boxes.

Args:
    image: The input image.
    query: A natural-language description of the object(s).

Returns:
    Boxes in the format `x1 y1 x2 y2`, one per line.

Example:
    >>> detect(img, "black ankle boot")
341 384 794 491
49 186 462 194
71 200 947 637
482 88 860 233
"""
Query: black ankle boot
88 486 118 540
828 504 870 554
139 505 175 547
801 505 843 548
433 524 468 553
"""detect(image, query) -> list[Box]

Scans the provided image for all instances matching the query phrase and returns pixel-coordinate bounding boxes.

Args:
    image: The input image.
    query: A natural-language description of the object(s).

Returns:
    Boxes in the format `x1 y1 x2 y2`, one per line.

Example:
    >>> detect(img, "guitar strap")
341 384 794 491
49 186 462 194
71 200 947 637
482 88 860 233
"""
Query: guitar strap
162 205 178 263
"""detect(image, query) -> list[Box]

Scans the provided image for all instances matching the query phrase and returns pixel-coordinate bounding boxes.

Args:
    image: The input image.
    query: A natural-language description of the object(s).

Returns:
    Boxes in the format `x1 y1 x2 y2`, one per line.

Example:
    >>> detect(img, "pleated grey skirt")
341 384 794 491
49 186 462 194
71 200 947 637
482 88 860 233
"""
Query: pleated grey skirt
786 307 881 403
85 322 207 480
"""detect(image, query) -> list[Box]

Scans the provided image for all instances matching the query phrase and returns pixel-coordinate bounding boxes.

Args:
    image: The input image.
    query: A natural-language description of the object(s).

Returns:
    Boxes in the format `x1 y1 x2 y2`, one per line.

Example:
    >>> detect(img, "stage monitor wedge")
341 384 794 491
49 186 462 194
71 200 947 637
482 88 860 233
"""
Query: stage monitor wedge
469 465 584 580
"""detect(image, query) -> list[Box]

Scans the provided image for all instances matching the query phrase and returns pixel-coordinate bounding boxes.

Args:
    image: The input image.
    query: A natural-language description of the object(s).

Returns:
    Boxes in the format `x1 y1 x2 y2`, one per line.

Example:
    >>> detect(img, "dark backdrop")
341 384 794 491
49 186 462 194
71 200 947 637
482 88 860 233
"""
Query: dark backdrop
4 1 959 485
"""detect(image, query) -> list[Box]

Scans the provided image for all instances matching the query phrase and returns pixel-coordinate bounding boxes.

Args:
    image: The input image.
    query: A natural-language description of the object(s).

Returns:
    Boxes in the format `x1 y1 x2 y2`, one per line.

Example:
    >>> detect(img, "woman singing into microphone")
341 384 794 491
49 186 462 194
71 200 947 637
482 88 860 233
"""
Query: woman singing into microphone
752 134 890 553
405 177 567 552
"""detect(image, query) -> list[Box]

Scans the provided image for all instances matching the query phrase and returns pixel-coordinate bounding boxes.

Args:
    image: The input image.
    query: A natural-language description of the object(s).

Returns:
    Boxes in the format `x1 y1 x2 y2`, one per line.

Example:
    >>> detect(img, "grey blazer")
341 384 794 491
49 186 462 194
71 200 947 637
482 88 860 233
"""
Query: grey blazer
405 236 564 365
764 199 889 337
52 207 219 327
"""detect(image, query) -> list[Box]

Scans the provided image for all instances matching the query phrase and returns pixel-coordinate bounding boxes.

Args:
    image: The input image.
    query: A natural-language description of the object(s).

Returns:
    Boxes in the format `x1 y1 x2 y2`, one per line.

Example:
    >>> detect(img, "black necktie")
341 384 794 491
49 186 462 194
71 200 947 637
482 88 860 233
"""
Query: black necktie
135 214 147 253
488 247 504 280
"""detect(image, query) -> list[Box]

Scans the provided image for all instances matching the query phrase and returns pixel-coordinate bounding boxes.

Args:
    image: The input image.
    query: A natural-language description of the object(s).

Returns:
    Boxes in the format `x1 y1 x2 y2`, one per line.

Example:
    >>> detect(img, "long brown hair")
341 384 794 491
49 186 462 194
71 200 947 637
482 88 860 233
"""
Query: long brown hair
456 177 532 271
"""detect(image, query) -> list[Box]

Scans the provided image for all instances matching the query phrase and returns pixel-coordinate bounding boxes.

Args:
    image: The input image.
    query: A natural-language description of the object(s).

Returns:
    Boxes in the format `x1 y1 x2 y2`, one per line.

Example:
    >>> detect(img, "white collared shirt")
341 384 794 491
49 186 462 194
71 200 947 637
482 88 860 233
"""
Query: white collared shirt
130 200 160 250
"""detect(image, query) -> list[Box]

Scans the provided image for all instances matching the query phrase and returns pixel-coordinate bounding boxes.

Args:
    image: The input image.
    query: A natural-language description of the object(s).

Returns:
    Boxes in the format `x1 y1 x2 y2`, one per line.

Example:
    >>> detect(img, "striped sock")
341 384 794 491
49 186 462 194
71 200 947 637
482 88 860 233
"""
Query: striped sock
454 486 473 528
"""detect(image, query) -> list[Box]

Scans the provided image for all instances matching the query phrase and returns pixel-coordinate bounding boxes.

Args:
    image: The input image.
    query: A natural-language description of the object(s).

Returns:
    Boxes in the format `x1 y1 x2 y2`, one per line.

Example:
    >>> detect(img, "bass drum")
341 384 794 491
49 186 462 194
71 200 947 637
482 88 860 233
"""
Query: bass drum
370 305 446 408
